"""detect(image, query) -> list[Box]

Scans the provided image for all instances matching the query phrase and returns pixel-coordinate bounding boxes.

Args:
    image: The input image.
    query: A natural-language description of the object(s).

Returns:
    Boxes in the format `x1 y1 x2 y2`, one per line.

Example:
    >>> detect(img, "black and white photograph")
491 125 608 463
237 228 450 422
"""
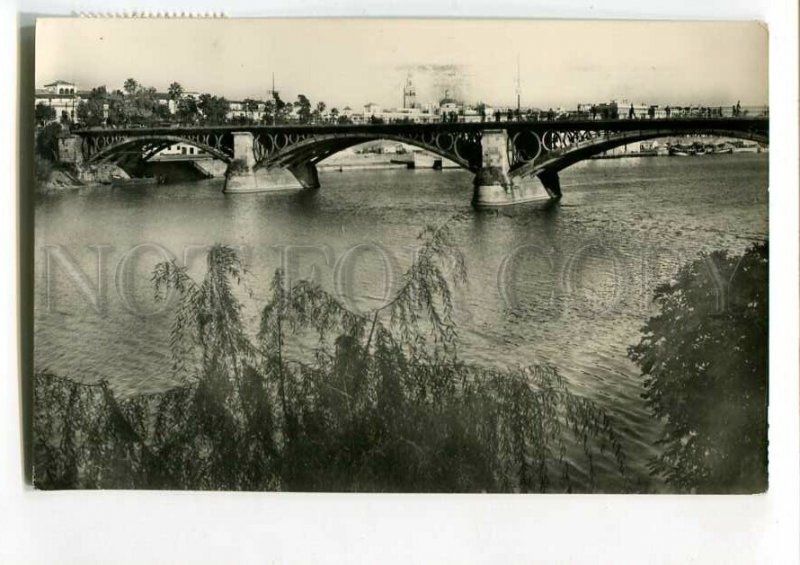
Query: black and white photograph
31 17 770 495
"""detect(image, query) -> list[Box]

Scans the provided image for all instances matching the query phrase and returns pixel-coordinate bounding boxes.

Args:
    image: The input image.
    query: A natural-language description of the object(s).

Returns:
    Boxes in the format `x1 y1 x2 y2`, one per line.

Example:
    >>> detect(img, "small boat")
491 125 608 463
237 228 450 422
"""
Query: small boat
669 145 693 156
730 141 760 153
111 175 158 187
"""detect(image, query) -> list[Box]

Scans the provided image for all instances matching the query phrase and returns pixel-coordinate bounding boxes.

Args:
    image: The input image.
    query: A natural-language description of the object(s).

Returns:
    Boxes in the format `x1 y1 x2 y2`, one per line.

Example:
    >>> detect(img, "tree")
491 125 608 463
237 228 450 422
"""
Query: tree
628 243 768 493
261 99 275 125
35 122 62 161
106 90 127 126
177 95 199 125
154 103 173 123
272 92 288 124
198 94 230 125
313 101 326 123
35 102 56 125
168 82 184 101
242 98 260 123
329 107 339 124
122 85 159 126
76 87 107 127
294 94 312 124
123 78 139 95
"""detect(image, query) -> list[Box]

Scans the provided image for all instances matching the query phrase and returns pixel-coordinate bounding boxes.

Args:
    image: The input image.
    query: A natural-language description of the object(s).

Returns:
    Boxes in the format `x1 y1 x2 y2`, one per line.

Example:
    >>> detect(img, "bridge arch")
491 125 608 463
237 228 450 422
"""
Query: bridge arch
83 134 234 165
251 131 481 172
509 127 768 179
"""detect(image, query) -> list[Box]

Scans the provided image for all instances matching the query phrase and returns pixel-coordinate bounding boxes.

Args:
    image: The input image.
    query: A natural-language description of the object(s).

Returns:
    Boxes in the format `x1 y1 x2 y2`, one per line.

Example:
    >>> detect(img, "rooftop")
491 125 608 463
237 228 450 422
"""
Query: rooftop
44 79 76 86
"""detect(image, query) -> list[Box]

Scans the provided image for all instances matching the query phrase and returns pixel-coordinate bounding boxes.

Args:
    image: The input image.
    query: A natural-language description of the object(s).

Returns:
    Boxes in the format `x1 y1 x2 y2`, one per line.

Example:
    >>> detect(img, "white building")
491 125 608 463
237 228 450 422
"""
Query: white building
35 80 81 123
153 143 208 158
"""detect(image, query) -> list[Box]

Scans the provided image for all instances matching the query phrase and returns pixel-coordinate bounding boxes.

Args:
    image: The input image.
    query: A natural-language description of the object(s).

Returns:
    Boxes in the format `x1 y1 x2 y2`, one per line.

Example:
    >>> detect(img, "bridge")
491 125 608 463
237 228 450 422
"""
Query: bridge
61 117 768 208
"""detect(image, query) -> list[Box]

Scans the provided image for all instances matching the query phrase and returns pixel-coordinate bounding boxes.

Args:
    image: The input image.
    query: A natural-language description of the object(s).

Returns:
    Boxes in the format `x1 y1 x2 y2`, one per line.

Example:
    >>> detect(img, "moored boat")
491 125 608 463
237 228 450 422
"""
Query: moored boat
730 140 760 153
111 175 158 187
668 145 693 156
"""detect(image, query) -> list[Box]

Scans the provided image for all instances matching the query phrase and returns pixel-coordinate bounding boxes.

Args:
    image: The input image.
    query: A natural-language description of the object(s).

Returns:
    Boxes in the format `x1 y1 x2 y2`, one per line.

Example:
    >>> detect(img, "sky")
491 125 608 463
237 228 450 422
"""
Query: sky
36 18 768 110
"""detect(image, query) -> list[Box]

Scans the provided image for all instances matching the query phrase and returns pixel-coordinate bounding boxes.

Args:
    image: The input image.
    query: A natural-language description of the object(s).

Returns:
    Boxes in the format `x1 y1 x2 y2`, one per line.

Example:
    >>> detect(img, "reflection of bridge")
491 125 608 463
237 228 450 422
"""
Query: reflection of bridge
62 118 768 207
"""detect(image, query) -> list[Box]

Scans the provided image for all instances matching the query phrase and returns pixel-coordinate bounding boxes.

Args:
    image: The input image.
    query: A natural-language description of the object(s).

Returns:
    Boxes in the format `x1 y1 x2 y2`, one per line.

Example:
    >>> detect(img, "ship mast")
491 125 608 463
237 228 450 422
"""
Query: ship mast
516 55 521 113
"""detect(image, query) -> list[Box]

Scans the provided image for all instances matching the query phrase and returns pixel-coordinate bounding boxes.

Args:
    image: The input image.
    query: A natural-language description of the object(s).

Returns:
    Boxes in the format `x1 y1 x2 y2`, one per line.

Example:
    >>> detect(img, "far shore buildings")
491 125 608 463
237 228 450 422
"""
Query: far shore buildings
36 78 763 132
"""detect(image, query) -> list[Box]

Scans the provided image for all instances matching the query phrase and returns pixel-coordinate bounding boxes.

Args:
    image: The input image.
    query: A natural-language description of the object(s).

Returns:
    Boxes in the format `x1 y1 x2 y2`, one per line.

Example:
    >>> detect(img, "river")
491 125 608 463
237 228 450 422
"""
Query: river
33 153 768 491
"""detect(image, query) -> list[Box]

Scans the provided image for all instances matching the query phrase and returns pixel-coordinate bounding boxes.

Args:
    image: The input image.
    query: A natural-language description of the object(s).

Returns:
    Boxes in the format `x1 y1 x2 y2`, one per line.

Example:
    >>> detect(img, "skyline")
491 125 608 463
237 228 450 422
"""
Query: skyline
36 19 768 110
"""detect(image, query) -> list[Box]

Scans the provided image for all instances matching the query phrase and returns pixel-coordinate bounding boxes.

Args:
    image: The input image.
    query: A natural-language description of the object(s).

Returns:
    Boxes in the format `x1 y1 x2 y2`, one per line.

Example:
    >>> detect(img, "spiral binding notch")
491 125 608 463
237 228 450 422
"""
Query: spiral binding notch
76 11 227 18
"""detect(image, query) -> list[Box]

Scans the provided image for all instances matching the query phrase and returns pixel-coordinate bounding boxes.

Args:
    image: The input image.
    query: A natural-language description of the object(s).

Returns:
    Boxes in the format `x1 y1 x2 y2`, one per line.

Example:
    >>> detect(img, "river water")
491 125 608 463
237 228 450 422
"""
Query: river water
34 153 768 491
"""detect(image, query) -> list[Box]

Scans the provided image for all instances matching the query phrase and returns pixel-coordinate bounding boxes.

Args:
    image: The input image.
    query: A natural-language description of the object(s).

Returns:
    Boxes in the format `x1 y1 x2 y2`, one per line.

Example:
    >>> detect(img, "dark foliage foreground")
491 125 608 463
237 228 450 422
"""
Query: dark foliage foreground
629 242 768 493
34 224 627 492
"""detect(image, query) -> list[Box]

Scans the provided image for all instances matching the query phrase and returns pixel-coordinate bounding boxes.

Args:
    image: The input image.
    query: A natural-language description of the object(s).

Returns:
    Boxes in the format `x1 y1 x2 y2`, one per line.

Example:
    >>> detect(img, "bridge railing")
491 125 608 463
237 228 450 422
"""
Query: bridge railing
68 106 769 131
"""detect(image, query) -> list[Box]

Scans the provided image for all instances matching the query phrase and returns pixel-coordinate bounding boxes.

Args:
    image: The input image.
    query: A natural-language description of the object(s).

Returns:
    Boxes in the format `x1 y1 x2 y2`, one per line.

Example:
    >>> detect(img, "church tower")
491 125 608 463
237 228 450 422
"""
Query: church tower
403 74 417 109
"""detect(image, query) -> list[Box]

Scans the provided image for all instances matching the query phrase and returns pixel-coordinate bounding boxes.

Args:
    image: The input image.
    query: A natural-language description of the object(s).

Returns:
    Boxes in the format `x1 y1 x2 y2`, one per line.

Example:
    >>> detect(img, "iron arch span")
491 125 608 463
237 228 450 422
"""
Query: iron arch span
82 134 234 165
250 131 481 172
508 127 768 180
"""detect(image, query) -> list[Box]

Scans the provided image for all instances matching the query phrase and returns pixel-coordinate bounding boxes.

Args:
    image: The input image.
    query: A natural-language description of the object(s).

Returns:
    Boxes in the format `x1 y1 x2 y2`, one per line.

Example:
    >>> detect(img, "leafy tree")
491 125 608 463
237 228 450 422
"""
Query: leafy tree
176 95 199 125
168 82 184 101
106 90 127 126
198 94 230 125
628 242 768 493
35 102 56 125
242 98 260 123
312 101 326 123
76 87 107 127
123 78 139 95
35 122 62 161
111 83 161 126
153 103 173 123
294 94 312 124
329 107 339 123
259 100 274 124
271 92 288 124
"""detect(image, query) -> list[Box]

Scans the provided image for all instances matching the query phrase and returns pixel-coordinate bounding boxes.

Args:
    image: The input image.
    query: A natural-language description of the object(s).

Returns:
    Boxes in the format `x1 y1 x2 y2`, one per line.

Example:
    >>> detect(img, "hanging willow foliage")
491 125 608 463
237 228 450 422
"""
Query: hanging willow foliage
34 221 627 492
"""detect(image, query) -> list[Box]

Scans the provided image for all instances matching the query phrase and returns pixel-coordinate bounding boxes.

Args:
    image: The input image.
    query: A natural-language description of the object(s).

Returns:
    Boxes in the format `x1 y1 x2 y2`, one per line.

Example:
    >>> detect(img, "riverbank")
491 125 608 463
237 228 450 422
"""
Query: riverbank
592 135 766 159
318 148 460 171
318 152 408 171
35 156 130 193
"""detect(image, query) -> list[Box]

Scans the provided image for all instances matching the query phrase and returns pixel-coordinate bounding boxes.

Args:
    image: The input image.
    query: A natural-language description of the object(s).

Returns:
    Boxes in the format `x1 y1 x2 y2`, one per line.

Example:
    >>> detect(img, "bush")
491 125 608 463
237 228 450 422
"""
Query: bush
35 122 62 162
628 242 768 493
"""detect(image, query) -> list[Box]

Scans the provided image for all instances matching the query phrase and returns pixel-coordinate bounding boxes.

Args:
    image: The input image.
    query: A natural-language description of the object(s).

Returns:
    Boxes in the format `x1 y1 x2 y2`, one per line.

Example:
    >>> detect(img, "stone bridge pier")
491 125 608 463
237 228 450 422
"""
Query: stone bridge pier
224 132 320 194
472 129 561 208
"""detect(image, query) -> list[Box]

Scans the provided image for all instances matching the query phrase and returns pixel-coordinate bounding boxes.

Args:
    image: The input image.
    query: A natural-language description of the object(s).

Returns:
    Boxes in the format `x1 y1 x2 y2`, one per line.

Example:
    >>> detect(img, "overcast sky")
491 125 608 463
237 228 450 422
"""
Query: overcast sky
36 18 768 109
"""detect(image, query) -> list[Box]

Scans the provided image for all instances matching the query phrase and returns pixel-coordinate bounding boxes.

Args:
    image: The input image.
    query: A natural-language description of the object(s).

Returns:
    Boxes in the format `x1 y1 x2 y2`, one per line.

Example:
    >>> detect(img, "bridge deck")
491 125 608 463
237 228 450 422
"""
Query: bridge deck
72 117 769 137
